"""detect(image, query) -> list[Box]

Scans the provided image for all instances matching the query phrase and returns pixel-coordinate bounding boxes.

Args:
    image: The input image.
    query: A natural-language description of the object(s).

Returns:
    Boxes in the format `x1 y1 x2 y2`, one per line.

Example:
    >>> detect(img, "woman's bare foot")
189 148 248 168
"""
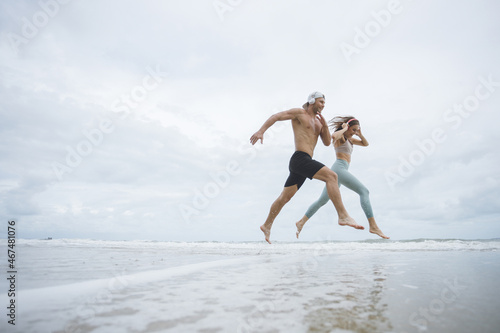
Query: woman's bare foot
260 225 272 244
369 227 390 239
295 216 308 239
338 216 364 230
368 218 389 239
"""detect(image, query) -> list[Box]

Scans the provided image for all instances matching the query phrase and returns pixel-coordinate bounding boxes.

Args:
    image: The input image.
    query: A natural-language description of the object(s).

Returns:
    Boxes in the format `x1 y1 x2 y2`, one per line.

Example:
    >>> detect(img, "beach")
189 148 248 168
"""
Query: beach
1 239 500 333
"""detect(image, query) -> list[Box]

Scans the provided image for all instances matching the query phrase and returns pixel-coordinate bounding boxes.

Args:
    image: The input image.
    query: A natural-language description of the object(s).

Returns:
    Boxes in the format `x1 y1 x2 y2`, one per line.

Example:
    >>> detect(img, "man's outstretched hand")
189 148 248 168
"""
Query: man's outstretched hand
250 131 264 145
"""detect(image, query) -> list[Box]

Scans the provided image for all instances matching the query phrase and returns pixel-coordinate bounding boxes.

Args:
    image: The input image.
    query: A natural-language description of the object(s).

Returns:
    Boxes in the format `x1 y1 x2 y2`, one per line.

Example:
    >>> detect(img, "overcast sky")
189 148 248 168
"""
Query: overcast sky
1 0 499 242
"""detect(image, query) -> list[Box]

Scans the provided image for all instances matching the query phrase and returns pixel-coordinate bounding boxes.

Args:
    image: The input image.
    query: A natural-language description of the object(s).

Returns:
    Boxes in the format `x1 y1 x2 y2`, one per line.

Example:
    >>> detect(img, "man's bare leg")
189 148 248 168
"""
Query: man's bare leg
260 185 298 244
313 167 364 230
296 215 309 238
368 217 389 239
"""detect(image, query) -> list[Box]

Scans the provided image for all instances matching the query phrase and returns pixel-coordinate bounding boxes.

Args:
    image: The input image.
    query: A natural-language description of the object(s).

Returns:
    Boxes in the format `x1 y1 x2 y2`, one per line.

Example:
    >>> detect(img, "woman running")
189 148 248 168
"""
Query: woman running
295 116 389 239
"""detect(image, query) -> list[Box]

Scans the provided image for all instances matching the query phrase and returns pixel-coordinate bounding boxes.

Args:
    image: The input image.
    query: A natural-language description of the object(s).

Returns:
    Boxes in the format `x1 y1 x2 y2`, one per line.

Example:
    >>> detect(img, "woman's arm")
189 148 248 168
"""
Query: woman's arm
351 128 369 146
331 123 348 144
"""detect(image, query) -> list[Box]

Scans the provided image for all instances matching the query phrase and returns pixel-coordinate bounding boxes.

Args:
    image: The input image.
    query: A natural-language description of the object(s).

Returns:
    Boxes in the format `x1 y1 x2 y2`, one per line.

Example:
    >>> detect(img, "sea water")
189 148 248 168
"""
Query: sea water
1 239 499 333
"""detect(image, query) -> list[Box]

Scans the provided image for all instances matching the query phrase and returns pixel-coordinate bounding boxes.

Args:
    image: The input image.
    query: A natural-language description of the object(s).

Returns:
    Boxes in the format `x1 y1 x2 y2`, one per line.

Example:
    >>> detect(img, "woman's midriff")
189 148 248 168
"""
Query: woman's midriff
336 153 351 164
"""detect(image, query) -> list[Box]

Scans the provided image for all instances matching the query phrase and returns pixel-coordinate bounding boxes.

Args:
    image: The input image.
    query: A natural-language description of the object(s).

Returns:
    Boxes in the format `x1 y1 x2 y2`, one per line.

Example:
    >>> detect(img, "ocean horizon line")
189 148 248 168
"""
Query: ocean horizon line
11 237 500 243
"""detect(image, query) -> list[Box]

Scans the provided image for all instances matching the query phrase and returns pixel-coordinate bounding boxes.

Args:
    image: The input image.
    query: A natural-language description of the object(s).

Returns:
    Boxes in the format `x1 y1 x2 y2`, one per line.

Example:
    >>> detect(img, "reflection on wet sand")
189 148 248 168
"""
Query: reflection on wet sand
302 264 392 333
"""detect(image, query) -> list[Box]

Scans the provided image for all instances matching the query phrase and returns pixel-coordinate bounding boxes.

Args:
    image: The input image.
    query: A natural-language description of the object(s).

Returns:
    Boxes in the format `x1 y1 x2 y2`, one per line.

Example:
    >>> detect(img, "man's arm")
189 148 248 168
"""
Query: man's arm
317 113 331 146
250 108 304 145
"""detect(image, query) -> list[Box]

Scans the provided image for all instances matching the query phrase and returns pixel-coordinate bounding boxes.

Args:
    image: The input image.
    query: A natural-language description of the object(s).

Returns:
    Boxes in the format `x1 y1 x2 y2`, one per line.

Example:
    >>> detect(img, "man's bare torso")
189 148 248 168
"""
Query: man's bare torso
291 109 323 157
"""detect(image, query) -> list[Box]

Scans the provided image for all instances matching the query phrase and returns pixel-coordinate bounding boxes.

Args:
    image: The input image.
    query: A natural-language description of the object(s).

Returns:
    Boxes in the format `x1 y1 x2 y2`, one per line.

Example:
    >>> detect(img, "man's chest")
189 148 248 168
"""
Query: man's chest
298 116 322 135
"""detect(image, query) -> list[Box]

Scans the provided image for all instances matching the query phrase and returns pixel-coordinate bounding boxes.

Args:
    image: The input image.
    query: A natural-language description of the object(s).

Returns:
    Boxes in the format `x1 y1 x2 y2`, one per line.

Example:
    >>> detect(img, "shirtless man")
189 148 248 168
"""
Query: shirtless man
250 92 363 244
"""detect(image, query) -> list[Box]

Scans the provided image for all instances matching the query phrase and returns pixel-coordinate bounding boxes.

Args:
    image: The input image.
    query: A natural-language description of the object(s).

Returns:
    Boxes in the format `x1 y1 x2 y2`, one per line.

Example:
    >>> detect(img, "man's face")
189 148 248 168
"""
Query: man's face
313 97 325 114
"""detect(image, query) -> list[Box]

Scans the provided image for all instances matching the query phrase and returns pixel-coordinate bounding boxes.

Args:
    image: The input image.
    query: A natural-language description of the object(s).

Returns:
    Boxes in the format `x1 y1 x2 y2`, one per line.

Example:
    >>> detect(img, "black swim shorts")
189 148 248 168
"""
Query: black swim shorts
284 151 325 189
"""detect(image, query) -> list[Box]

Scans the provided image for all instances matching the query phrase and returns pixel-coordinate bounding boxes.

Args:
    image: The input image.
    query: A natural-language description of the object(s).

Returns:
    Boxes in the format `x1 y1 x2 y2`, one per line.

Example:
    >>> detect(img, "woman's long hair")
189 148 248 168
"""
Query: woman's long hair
328 116 359 132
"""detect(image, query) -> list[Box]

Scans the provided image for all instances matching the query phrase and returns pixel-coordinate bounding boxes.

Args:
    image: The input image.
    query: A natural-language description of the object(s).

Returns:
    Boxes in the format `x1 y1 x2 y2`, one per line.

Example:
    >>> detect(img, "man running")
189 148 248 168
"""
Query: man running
250 92 362 244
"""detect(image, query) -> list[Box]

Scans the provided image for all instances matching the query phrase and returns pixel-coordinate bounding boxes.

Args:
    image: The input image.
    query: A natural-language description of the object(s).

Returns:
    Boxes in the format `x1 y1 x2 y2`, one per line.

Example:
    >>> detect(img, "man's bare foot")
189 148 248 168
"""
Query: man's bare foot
338 217 364 230
260 225 272 244
369 227 390 239
296 219 306 239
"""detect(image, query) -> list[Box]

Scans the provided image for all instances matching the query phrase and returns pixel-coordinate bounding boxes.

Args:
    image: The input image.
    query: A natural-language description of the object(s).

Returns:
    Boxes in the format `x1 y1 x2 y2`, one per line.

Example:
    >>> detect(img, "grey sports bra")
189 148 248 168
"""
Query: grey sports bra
335 138 353 155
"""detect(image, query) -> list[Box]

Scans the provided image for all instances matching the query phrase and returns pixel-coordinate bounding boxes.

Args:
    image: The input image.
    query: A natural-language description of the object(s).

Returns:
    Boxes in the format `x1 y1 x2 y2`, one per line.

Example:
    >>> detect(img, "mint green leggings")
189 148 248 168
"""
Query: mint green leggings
305 159 374 219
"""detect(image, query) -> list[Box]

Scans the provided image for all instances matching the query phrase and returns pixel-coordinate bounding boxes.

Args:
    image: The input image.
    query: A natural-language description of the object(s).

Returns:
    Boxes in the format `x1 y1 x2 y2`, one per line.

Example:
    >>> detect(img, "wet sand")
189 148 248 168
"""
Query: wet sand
2 239 499 332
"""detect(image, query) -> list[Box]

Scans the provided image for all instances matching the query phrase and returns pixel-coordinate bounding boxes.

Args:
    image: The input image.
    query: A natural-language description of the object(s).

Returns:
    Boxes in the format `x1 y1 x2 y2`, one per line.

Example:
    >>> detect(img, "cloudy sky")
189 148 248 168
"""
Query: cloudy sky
1 0 499 242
